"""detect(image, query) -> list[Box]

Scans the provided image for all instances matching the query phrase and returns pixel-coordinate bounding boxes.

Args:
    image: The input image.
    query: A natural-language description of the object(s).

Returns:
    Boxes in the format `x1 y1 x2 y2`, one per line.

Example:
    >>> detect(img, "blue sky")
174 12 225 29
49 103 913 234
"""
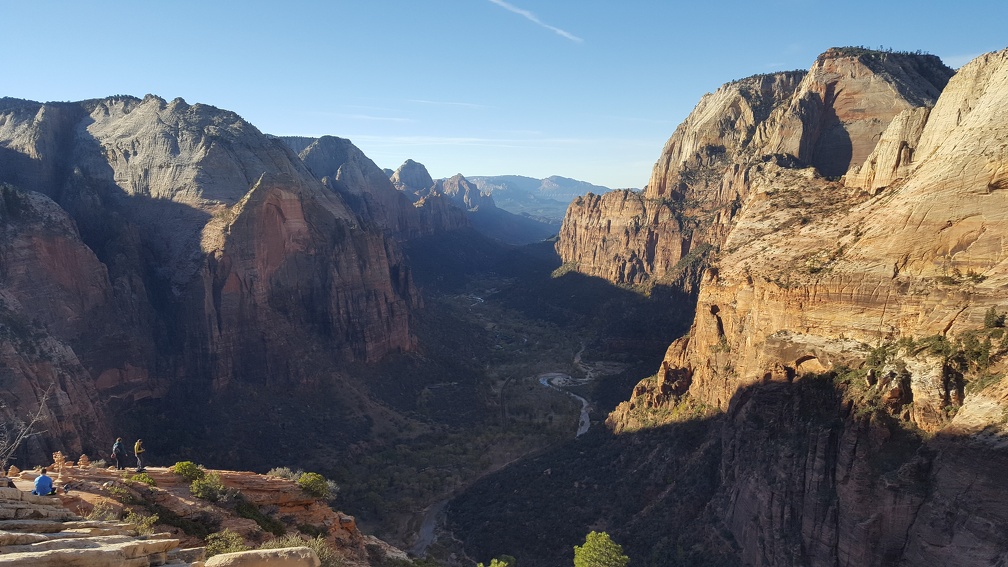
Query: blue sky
4 1 1006 188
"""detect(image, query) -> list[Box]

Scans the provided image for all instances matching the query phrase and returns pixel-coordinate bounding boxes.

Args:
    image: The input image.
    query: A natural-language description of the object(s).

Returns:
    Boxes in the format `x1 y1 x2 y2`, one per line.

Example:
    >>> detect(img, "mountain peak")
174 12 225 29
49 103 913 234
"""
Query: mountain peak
391 159 435 193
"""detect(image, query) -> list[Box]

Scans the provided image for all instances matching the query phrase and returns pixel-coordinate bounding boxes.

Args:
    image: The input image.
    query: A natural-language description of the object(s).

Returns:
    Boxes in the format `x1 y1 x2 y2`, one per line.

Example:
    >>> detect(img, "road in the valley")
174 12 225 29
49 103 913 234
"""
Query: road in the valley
410 346 596 557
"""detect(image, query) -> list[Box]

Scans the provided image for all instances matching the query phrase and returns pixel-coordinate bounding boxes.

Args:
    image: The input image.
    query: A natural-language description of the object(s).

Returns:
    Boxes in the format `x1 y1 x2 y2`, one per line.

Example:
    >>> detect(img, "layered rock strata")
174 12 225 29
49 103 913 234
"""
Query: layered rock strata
285 137 468 238
605 49 1008 567
0 96 420 461
0 486 192 566
556 49 953 287
6 463 405 567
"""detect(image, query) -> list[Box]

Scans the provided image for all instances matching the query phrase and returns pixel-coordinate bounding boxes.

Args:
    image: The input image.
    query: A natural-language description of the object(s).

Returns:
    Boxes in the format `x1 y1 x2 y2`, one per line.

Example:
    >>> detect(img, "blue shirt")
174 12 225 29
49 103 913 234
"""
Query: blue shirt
34 473 53 495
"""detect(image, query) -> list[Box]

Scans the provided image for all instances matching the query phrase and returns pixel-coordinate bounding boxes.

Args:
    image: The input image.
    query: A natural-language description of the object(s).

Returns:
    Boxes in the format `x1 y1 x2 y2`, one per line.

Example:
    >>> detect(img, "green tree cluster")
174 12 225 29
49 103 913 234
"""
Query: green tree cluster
574 531 629 567
477 556 515 567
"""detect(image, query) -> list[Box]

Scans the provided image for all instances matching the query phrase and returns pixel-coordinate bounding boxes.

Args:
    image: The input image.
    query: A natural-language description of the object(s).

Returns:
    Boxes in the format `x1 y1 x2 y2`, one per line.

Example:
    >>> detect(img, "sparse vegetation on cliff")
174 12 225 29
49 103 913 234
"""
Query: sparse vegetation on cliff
297 471 335 499
205 528 249 557
260 534 341 567
170 460 205 482
190 472 226 502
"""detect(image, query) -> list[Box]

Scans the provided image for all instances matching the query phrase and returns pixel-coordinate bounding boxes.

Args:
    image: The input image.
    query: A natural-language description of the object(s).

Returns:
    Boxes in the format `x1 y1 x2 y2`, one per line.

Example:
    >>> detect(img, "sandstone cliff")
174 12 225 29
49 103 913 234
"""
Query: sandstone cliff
555 71 805 286
285 137 468 238
556 49 953 288
390 159 435 200
0 95 420 463
0 185 114 464
392 161 557 245
604 49 1008 566
433 174 496 212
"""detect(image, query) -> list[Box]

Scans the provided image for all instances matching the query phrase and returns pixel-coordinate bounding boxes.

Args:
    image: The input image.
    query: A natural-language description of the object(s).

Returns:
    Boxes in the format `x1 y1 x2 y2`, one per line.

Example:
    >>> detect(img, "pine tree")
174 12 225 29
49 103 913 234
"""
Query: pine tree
573 531 629 567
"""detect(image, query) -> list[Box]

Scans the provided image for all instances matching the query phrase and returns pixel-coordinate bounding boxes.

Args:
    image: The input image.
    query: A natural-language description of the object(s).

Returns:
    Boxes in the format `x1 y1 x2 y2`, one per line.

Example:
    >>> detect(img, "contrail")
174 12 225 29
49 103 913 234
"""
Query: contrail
487 0 583 43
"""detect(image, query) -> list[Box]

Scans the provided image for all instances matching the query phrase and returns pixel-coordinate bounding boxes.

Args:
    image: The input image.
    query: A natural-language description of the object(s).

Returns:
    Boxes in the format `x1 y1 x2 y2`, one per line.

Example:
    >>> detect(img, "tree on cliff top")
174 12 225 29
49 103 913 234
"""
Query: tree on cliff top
574 531 629 567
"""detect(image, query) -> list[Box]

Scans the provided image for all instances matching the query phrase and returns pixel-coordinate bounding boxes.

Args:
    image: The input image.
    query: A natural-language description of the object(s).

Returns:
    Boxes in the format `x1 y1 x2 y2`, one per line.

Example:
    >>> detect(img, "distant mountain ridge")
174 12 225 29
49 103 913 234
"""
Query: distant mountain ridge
391 161 558 245
467 174 616 223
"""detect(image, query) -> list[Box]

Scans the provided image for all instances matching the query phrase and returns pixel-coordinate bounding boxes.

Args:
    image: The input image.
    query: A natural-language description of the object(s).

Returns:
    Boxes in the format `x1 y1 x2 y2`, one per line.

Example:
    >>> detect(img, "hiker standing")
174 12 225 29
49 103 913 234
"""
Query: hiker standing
134 439 145 472
112 438 126 470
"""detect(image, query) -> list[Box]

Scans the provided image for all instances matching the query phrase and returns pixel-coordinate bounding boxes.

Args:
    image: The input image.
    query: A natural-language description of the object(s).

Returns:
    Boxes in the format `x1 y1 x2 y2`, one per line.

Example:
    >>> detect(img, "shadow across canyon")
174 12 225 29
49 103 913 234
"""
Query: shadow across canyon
445 372 1008 567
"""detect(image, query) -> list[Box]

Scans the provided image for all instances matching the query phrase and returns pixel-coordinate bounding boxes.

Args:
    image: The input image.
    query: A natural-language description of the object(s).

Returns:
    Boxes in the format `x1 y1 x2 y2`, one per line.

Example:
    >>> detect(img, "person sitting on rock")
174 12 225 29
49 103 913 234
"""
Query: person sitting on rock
32 468 55 495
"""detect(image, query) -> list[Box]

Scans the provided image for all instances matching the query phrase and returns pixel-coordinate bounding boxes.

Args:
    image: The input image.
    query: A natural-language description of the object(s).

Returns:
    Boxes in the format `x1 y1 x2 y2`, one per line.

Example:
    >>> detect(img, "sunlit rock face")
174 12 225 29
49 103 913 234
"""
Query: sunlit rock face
605 49 1008 567
0 95 420 463
288 137 469 238
556 48 952 289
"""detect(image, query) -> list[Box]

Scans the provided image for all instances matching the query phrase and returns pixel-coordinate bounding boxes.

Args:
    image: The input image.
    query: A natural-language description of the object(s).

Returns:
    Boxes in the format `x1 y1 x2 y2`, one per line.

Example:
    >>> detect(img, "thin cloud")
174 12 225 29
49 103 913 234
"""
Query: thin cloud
408 99 488 109
345 134 655 149
487 0 583 43
342 114 414 123
302 110 413 123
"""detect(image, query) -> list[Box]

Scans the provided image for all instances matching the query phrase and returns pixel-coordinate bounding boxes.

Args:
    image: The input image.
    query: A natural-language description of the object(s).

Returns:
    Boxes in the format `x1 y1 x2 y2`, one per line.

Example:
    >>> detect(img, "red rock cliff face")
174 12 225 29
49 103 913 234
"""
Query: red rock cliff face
0 95 420 446
194 173 418 388
0 186 114 465
607 49 1008 567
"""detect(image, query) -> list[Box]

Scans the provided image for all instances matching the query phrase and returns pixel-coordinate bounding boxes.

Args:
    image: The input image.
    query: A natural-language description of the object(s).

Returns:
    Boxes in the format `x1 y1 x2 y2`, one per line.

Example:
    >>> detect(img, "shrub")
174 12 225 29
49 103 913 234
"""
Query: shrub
984 306 1005 328
129 472 156 487
106 484 135 504
260 534 341 567
191 472 225 502
235 498 285 536
478 558 515 567
171 461 205 482
123 509 159 536
297 472 332 499
149 503 219 538
205 529 248 557
297 523 328 538
80 501 118 522
266 466 302 481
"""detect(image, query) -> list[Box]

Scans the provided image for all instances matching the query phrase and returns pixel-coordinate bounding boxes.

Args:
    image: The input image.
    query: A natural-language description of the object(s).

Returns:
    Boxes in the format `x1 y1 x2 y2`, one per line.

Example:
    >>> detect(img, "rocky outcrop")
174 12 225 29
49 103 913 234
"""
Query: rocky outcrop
194 172 418 386
205 548 319 567
13 463 406 567
393 162 495 213
0 185 114 464
433 174 495 212
844 106 930 192
605 48 1008 567
754 48 951 177
619 47 1008 421
556 49 954 288
392 162 556 245
556 70 805 285
0 486 191 566
0 95 421 458
285 137 467 238
390 159 435 199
